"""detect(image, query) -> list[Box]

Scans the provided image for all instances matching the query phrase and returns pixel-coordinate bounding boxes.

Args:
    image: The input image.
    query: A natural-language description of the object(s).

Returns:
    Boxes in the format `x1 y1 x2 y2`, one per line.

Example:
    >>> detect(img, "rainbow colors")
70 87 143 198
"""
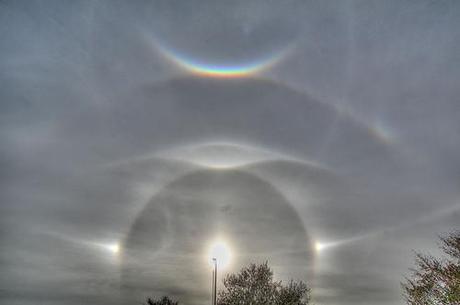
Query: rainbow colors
156 44 288 78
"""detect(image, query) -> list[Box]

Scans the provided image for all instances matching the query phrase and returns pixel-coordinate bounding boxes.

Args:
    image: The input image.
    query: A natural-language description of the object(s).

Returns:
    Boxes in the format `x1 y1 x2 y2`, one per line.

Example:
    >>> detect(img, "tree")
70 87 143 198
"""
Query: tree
218 262 311 305
402 231 460 305
144 296 179 305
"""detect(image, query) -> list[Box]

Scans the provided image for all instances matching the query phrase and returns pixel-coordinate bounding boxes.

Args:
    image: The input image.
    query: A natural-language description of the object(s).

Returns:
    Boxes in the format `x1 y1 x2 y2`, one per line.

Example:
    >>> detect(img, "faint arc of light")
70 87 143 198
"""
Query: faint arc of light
156 141 322 169
103 141 326 171
315 202 460 253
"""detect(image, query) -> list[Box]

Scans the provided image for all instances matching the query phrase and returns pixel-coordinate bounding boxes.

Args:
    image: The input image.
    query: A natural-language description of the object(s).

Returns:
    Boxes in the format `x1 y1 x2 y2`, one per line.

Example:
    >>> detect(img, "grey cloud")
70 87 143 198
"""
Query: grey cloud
1 1 460 305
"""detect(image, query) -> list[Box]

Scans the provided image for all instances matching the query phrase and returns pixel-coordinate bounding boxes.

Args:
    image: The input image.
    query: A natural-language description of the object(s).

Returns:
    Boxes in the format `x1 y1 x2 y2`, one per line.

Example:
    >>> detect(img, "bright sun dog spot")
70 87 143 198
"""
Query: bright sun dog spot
102 243 120 255
315 241 325 252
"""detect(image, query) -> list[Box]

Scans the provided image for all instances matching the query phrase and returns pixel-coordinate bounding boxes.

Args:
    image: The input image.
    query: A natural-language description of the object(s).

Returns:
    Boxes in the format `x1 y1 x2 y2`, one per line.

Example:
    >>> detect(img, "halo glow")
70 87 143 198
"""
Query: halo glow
208 241 231 269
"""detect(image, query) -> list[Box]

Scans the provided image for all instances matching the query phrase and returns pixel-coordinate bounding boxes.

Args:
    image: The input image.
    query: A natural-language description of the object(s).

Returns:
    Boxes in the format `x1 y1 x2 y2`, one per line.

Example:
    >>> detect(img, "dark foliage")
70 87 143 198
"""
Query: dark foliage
145 296 179 305
218 262 311 305
402 231 460 304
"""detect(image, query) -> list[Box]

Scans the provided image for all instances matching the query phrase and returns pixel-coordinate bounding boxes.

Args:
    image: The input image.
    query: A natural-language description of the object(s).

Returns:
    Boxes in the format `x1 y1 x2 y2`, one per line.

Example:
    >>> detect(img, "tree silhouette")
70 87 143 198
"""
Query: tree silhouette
218 262 311 305
402 231 460 304
144 296 179 305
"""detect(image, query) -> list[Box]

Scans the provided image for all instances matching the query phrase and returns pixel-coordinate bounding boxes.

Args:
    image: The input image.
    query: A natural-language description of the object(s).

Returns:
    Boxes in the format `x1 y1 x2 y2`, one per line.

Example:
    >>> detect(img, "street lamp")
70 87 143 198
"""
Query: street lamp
209 240 231 305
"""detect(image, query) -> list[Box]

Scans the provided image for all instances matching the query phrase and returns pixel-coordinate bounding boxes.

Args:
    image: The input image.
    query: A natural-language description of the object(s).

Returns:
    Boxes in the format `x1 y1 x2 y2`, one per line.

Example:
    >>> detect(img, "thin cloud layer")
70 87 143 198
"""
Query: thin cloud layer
1 1 460 305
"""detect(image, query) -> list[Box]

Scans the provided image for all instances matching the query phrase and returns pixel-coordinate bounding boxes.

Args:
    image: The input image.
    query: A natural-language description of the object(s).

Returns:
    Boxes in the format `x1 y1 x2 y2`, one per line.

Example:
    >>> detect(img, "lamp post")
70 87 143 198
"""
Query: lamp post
212 257 217 305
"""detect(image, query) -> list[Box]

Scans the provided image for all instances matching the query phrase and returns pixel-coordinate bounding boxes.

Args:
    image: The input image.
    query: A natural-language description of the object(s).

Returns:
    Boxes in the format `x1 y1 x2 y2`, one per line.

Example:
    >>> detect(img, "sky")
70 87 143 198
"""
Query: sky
1 1 460 305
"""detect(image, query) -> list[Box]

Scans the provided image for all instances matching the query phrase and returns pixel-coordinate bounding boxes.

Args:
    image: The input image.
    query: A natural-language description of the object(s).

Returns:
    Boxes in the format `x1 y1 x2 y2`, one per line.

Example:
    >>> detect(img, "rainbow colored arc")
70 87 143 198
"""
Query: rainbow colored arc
157 44 288 78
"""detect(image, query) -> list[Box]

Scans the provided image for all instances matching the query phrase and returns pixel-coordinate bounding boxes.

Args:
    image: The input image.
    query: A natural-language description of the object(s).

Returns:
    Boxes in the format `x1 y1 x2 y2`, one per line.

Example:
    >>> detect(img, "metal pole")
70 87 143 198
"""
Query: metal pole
212 258 217 305
211 268 215 305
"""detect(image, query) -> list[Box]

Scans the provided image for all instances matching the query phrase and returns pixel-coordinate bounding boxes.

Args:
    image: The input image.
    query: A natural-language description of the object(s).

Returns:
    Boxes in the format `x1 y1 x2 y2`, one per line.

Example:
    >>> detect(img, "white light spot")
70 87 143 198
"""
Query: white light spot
208 240 231 269
315 241 325 252
105 243 120 254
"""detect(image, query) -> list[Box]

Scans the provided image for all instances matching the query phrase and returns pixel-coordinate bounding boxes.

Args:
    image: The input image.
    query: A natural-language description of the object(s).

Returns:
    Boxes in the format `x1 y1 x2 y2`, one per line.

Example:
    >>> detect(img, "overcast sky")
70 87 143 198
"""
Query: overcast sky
1 1 460 305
